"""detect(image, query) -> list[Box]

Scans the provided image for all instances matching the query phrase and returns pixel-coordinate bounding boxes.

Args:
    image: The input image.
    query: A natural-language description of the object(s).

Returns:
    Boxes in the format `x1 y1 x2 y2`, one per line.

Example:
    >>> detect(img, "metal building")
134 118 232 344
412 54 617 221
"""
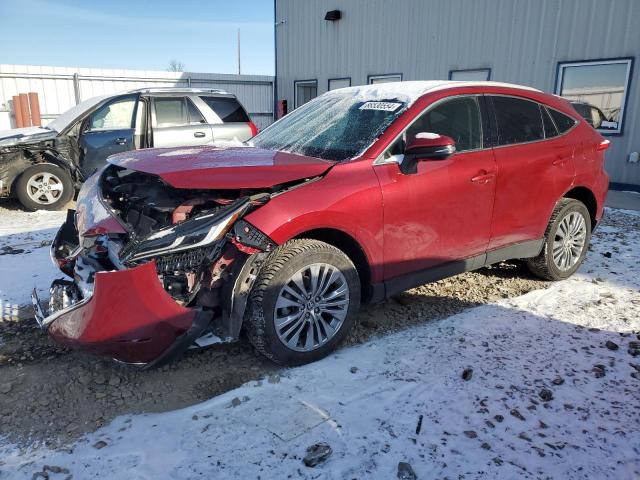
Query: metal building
0 65 275 131
274 0 640 189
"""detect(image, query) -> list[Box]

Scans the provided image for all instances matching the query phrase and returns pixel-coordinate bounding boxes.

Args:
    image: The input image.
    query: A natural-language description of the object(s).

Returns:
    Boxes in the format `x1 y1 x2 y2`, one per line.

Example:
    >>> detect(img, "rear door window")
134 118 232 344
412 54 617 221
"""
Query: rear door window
200 96 250 123
492 96 544 145
154 98 188 127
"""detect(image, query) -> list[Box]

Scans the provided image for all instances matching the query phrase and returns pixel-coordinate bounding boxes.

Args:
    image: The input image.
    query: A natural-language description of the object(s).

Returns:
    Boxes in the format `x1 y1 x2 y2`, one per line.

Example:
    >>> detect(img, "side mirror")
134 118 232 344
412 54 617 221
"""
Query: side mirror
400 133 456 174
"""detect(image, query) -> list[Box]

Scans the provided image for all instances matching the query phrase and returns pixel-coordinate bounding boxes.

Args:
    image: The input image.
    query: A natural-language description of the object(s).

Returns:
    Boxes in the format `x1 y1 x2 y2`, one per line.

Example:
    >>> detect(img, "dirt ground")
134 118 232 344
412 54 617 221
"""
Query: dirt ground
0 259 548 449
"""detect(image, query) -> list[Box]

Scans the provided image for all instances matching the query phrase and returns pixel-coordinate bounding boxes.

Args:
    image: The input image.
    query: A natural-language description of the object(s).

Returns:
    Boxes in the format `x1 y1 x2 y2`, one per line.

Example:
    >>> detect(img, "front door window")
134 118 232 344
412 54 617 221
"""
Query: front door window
407 97 482 151
88 97 136 130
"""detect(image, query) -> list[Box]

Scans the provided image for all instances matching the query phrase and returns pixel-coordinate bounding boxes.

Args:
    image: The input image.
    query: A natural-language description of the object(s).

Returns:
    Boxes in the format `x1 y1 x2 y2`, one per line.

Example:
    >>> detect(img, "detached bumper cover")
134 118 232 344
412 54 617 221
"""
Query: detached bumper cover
37 261 198 364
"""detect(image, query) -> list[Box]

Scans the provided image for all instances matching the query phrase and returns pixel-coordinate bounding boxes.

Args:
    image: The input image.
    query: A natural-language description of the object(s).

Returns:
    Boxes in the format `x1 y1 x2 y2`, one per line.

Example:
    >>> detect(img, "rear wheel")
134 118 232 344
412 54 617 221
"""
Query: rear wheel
526 198 591 280
15 163 74 211
244 239 360 365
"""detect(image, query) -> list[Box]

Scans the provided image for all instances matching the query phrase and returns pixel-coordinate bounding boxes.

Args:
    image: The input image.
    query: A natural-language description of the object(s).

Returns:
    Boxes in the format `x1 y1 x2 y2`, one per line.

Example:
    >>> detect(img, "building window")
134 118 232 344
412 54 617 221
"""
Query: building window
328 77 351 91
449 68 491 81
294 80 318 109
556 58 633 135
368 73 402 84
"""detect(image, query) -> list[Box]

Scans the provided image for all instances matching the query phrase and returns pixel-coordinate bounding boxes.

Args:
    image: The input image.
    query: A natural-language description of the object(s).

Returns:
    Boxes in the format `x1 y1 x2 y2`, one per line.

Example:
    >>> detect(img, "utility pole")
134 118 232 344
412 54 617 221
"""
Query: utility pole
237 28 241 75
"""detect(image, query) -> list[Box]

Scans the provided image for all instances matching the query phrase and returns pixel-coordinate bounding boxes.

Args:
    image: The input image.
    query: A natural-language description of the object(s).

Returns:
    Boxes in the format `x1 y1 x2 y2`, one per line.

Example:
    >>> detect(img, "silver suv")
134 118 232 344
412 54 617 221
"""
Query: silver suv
0 88 256 210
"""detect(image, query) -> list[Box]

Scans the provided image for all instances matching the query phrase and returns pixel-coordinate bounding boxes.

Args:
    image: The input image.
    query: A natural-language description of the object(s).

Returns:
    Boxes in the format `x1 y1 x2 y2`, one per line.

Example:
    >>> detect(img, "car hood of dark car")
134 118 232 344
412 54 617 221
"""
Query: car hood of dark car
107 146 336 189
0 126 57 148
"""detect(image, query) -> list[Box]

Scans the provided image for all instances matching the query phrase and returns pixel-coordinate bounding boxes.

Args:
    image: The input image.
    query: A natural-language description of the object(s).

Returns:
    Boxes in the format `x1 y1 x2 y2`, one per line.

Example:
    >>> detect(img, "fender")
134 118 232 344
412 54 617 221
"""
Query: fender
244 159 385 283
0 151 30 196
37 149 83 182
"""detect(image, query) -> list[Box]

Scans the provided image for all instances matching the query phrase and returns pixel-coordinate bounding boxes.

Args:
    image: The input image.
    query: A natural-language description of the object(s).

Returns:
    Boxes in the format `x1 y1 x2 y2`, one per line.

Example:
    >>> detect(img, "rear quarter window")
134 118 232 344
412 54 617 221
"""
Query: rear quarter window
200 96 250 123
541 107 559 138
548 108 577 134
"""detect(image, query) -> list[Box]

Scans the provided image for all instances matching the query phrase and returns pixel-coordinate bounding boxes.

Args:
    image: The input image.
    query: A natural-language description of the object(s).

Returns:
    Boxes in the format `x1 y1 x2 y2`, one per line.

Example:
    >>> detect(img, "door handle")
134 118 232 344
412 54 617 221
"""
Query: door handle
194 132 206 138
552 157 566 167
470 171 495 184
115 137 128 145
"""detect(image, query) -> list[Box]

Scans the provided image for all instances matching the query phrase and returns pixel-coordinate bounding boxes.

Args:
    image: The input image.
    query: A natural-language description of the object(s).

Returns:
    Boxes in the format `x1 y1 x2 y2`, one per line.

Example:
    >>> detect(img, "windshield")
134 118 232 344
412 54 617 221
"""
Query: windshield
46 94 112 132
250 94 408 161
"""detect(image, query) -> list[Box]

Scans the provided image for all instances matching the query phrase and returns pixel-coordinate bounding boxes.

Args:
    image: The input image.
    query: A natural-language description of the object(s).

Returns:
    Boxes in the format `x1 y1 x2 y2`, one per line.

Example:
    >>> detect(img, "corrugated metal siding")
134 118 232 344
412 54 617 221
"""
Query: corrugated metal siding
276 0 640 186
0 65 274 130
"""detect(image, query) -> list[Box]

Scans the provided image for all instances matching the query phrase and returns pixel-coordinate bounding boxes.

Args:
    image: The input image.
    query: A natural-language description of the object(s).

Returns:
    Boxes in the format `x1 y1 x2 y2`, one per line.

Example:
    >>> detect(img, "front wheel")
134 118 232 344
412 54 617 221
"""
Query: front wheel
244 239 360 366
526 198 591 281
15 163 74 211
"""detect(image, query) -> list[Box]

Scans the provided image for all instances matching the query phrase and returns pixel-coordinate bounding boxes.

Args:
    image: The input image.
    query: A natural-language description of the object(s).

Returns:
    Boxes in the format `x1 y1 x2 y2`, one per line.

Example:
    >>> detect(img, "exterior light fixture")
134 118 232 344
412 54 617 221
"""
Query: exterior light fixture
324 10 341 21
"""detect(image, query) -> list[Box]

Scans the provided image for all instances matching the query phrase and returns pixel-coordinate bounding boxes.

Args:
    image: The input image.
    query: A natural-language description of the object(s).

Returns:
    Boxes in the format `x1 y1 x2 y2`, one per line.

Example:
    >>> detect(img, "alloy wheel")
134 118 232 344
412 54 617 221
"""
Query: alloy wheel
274 263 350 352
26 172 64 205
552 211 587 271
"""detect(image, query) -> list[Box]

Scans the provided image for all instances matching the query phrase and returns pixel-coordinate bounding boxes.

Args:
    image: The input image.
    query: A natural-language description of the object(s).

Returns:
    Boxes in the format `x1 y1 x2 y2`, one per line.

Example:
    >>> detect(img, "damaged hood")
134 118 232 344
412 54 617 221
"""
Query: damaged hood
107 146 335 189
0 126 56 147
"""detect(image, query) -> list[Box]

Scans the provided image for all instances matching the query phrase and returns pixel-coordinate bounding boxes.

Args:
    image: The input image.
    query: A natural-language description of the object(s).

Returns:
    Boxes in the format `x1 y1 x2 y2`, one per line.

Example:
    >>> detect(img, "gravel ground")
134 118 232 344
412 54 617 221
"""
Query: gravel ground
2 198 604 448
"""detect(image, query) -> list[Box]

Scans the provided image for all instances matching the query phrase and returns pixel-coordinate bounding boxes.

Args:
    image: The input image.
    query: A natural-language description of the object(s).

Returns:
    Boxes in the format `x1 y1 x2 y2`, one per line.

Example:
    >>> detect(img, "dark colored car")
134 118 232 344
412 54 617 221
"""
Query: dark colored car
33 81 609 368
570 101 618 131
0 88 257 210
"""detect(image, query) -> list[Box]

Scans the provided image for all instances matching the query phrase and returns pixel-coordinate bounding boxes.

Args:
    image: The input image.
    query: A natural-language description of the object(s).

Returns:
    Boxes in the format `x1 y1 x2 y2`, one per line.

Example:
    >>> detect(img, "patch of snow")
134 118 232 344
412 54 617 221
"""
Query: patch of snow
1 209 638 478
416 132 442 139
327 80 449 105
212 138 248 148
0 126 50 140
158 148 204 157
0 209 67 317
328 80 541 105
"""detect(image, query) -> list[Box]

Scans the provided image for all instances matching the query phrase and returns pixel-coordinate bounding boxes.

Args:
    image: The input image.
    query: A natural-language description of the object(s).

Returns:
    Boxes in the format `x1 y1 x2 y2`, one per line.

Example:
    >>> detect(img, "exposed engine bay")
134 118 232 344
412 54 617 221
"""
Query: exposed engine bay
63 164 282 298
42 163 299 364
100 165 273 305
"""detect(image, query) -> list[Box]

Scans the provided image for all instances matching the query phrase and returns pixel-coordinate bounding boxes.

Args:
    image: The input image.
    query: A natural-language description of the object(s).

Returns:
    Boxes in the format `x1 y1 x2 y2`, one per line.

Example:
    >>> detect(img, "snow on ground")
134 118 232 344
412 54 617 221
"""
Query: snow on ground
0 208 67 319
1 209 639 479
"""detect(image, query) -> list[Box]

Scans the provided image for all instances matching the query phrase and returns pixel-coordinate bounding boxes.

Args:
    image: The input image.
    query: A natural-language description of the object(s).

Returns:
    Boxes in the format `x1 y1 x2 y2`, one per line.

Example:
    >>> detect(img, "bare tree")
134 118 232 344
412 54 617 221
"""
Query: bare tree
167 59 185 72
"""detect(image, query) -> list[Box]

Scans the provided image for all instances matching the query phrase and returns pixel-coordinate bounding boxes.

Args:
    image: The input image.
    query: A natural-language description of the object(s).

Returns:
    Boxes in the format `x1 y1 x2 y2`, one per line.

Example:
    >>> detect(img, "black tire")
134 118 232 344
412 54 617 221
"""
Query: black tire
15 163 74 211
526 198 592 281
244 239 361 366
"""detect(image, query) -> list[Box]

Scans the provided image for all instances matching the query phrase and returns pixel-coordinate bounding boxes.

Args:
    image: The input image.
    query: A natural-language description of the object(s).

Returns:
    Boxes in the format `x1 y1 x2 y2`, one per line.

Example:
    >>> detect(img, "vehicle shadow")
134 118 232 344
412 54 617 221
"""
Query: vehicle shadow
0 197 75 213
3 301 639 479
0 271 547 447
0 198 26 212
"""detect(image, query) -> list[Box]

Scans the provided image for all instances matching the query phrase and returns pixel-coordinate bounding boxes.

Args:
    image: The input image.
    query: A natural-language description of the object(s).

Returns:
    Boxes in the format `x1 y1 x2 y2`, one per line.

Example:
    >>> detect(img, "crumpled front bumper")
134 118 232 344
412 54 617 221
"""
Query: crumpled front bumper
33 261 205 365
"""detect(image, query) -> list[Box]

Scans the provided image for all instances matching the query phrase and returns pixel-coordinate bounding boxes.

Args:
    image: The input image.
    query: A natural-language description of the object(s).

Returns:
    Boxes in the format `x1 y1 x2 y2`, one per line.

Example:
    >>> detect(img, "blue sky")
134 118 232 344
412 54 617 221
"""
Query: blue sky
0 0 274 74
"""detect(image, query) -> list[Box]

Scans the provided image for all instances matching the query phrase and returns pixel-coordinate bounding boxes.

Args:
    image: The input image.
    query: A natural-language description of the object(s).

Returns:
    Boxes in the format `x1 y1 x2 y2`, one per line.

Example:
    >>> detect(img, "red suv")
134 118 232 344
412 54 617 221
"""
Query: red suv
34 81 609 367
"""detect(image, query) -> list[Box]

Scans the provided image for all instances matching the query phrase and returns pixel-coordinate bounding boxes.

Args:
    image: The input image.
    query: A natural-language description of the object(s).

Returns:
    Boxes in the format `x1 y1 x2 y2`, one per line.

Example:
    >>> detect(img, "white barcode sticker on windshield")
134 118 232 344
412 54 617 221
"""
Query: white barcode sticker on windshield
359 101 402 112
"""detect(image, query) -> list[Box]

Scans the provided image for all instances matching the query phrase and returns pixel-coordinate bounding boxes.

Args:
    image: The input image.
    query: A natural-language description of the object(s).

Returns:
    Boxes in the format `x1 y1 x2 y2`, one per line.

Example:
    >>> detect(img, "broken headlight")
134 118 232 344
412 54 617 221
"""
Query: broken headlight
119 197 253 263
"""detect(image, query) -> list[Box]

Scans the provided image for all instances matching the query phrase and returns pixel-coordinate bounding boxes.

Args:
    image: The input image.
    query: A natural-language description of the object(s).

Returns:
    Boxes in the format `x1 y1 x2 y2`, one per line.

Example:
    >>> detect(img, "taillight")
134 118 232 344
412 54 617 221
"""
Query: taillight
596 139 610 151
247 121 258 137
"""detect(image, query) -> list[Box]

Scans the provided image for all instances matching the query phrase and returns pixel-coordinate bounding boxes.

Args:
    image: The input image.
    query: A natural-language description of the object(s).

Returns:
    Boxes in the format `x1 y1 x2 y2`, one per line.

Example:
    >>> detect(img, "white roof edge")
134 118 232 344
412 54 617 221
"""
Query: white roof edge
428 80 542 93
325 80 542 105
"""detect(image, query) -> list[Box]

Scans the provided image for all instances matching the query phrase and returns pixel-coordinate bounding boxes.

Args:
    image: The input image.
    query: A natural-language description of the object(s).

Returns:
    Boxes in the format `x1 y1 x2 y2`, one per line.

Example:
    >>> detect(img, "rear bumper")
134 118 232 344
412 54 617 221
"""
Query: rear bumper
595 172 610 222
35 261 202 365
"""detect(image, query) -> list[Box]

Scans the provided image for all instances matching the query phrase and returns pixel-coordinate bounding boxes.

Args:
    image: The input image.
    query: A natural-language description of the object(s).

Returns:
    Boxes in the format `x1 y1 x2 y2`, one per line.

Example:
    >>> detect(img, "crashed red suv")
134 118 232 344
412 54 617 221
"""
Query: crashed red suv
33 81 609 367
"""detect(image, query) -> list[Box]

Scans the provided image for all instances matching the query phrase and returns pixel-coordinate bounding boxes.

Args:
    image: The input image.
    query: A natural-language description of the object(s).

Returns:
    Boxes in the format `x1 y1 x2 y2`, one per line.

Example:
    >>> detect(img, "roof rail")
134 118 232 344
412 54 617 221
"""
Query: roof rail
128 87 230 95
